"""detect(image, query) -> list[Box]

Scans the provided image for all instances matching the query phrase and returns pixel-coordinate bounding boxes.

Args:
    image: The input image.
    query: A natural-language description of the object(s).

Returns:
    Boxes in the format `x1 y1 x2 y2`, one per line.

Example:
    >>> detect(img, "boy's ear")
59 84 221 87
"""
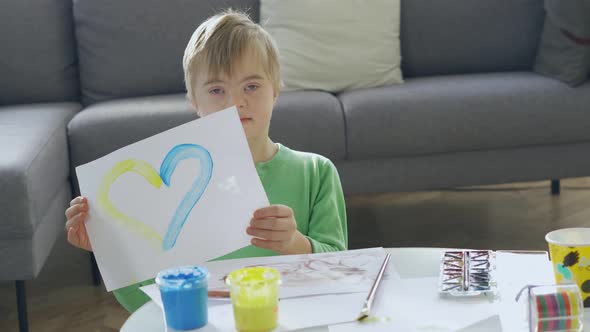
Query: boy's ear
191 101 203 117
186 93 198 110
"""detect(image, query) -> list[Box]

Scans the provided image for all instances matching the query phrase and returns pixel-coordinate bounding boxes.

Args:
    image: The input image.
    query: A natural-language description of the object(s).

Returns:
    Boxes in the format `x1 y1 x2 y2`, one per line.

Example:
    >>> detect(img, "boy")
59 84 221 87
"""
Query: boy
65 10 347 312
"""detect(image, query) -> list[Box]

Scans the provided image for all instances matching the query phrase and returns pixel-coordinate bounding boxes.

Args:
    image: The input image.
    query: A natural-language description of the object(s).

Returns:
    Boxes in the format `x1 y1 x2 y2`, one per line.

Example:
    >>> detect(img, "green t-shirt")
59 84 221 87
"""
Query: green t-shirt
113 143 348 312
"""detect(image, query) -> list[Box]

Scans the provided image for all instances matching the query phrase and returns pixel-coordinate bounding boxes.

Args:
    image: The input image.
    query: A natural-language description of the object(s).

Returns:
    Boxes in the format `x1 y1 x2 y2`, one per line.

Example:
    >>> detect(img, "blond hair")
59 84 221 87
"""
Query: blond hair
183 10 281 104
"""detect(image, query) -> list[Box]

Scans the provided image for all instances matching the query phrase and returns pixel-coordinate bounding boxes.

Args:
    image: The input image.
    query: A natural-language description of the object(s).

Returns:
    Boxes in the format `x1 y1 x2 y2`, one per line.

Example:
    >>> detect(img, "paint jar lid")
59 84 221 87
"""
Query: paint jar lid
225 267 280 287
156 265 209 289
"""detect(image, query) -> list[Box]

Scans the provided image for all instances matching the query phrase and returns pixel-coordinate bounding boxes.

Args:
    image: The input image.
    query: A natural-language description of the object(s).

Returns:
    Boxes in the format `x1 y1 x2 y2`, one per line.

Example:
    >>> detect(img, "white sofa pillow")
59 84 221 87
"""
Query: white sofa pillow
260 0 403 92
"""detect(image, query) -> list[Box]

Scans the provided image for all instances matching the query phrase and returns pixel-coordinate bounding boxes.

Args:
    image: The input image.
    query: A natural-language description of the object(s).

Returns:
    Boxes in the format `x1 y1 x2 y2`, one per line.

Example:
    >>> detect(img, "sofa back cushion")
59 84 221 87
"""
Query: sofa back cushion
73 0 259 105
0 0 79 104
261 0 403 92
401 0 545 77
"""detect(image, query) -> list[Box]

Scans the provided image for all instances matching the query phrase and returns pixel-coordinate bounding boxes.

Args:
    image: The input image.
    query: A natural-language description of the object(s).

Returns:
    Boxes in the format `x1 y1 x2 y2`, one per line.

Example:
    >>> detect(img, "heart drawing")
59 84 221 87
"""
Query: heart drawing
97 144 213 251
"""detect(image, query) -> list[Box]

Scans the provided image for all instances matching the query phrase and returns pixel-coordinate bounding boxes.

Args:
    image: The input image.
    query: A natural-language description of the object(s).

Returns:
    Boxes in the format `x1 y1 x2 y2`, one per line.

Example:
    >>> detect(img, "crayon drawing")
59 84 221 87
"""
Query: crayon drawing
222 253 377 286
206 248 392 298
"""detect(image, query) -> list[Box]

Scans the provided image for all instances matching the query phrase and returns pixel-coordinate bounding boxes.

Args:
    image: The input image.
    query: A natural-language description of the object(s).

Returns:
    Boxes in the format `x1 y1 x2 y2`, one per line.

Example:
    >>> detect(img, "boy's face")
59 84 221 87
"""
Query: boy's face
193 48 276 142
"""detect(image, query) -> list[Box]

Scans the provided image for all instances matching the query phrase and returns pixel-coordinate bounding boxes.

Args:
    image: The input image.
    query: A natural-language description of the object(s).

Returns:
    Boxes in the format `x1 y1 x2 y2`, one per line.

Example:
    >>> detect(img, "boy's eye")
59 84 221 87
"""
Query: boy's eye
245 84 259 92
209 88 224 95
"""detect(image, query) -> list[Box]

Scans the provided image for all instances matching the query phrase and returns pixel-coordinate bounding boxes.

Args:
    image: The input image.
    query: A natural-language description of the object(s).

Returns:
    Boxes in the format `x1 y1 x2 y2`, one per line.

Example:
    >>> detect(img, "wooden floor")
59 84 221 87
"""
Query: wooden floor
2 177 590 332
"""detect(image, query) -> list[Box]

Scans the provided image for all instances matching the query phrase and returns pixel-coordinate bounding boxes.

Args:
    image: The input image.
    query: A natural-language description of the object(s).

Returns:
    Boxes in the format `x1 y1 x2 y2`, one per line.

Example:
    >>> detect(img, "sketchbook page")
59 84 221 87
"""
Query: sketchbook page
76 107 268 291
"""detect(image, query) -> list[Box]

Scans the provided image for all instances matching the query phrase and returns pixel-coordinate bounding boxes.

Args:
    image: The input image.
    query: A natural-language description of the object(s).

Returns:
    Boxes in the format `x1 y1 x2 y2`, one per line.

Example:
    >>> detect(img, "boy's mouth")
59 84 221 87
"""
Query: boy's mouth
240 117 252 123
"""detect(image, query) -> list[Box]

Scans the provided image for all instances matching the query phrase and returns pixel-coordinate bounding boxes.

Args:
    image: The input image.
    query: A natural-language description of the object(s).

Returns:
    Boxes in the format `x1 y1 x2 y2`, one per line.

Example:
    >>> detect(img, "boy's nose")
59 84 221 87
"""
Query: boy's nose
229 92 247 109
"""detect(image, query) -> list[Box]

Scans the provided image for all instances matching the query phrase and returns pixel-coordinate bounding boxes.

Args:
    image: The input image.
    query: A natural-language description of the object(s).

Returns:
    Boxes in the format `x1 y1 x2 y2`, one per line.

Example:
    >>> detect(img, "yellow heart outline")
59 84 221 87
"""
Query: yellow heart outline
97 159 164 248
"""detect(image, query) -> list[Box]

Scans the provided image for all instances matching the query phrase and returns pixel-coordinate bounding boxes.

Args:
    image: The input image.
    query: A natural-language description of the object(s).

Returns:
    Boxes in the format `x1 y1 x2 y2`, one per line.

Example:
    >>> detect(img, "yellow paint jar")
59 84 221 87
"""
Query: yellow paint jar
226 267 280 332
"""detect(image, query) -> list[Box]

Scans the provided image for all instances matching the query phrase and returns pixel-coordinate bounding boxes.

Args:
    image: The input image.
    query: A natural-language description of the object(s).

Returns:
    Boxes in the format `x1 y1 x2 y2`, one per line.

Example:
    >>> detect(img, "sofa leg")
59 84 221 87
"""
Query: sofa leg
16 280 28 332
90 253 100 286
551 179 560 195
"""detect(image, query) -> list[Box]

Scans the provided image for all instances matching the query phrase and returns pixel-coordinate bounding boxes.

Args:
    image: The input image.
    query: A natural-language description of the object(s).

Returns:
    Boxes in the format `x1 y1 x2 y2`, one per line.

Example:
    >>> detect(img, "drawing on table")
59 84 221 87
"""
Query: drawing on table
218 250 386 288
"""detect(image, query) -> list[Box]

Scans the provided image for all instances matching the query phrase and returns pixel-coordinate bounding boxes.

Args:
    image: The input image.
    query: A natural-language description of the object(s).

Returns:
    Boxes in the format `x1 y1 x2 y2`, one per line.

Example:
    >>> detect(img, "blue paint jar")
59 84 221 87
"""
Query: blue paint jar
156 266 208 330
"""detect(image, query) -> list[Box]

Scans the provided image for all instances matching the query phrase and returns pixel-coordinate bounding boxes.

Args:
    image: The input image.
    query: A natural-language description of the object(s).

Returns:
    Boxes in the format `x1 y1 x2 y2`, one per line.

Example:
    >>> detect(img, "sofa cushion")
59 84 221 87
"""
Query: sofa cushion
270 91 346 161
68 91 345 192
0 103 80 237
534 17 590 87
67 94 198 170
73 0 259 105
400 0 544 77
1 186 71 280
545 0 590 37
261 0 403 92
337 141 590 195
340 72 590 160
0 0 79 104
534 0 590 87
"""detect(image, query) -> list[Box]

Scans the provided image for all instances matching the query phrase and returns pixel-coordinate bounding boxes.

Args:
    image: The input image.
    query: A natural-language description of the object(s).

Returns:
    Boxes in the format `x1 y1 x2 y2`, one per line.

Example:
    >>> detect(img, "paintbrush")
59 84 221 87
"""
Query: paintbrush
357 253 391 321
208 290 230 298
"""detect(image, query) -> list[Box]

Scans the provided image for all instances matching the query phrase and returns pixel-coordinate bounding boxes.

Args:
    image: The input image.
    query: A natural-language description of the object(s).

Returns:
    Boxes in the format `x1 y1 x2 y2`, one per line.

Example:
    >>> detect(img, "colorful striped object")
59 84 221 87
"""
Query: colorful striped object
533 290 582 332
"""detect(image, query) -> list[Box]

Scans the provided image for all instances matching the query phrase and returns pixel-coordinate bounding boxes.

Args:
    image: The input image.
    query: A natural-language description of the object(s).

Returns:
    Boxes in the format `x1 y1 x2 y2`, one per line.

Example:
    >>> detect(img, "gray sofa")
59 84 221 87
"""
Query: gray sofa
2 0 590 331
1 1 81 331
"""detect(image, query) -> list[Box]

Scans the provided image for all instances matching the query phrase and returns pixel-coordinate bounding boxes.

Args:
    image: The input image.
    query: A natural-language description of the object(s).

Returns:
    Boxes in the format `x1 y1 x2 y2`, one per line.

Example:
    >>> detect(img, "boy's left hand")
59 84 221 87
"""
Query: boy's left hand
247 204 311 255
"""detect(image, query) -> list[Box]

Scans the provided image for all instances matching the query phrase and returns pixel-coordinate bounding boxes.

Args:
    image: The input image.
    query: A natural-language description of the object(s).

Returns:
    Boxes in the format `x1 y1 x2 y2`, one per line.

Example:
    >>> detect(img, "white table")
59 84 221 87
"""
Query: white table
121 248 590 332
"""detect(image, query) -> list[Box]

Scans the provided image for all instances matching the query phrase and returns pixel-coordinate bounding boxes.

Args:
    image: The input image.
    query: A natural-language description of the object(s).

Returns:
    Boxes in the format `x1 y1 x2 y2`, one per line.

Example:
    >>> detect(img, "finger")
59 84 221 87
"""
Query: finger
65 212 86 230
246 227 288 242
249 218 294 231
69 197 80 206
65 204 77 219
67 225 80 247
69 196 86 207
253 205 291 219
251 238 282 252
65 203 87 219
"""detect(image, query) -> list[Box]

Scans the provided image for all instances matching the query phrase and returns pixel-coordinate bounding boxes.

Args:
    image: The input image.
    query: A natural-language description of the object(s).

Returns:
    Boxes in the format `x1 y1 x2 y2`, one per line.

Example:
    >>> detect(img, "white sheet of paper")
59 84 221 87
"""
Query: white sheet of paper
140 284 162 306
330 251 555 332
454 314 503 332
139 248 393 300
330 276 498 332
140 285 364 331
76 107 269 291
139 284 230 308
205 248 393 298
494 251 554 332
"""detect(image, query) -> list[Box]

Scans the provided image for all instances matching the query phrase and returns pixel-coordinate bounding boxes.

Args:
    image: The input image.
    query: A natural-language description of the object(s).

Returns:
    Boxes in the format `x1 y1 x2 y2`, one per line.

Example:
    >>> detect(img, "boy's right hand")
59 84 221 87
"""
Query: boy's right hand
65 196 92 251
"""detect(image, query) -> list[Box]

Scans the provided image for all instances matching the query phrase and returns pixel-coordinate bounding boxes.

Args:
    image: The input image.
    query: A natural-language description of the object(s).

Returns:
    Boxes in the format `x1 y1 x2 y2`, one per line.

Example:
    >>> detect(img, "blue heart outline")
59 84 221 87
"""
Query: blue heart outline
160 144 213 250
